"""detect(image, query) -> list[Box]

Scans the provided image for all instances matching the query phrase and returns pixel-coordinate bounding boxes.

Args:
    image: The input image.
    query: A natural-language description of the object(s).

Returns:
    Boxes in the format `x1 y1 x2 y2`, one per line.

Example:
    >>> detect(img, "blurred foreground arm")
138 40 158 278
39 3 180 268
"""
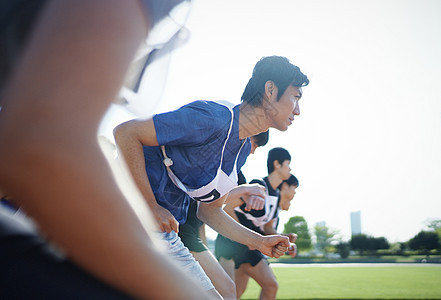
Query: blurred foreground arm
0 0 211 299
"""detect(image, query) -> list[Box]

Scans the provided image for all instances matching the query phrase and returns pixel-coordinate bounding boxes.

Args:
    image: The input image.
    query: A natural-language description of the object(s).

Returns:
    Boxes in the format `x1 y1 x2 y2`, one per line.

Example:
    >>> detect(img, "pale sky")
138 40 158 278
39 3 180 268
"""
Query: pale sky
101 0 441 243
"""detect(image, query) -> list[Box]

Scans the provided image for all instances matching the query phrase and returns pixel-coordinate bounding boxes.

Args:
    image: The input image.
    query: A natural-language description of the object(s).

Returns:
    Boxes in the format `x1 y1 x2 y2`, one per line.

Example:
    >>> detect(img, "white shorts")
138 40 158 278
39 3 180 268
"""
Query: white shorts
156 231 214 291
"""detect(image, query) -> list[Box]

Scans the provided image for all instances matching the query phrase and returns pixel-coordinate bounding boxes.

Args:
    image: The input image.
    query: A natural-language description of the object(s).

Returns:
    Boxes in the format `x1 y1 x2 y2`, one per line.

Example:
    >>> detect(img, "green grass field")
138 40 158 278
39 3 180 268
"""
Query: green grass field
240 264 441 300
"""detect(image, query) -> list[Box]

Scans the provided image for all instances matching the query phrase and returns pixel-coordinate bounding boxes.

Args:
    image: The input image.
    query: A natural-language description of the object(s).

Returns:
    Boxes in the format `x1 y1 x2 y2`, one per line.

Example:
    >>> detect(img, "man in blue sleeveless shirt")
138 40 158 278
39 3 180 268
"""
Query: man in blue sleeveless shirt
177 131 269 299
114 56 309 299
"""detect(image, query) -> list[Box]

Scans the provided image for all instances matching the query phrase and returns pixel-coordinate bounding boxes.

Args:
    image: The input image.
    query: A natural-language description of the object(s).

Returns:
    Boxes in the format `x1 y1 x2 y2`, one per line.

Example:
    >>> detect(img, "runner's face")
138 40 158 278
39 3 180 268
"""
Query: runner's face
280 184 297 210
279 160 291 180
269 85 301 131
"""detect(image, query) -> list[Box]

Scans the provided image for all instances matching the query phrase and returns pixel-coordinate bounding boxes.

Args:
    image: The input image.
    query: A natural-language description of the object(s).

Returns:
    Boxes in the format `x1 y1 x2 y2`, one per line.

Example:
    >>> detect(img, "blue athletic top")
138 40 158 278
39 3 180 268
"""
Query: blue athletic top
143 100 251 223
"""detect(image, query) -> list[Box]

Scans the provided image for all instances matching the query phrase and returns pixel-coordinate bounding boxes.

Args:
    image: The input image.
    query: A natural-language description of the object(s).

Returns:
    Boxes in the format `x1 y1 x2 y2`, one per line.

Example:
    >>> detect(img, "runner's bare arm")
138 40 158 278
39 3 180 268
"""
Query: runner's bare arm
224 183 266 211
198 196 289 258
114 118 180 233
263 219 278 235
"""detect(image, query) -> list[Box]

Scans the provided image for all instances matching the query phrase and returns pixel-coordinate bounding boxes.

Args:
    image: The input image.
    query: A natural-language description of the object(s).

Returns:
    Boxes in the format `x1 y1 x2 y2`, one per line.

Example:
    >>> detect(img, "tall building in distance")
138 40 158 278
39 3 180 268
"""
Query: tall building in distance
316 221 326 227
350 211 362 235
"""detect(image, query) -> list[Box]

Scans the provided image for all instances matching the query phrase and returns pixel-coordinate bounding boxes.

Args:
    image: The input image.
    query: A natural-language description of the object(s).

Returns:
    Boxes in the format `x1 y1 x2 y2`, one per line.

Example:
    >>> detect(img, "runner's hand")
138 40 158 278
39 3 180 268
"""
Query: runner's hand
243 195 265 211
287 243 297 257
241 184 266 211
257 235 289 258
287 233 298 243
152 204 179 233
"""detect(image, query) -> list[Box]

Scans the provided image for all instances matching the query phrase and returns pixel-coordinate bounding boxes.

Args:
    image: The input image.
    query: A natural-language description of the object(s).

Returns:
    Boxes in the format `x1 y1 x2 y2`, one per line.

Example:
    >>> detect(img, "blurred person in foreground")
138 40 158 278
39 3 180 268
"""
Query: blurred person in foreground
0 0 216 299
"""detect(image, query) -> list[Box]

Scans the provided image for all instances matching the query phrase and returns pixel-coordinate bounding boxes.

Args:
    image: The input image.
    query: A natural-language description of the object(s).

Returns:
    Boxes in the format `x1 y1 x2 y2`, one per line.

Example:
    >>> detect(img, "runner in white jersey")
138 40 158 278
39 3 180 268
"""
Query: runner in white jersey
260 174 299 252
235 176 279 233
218 147 299 300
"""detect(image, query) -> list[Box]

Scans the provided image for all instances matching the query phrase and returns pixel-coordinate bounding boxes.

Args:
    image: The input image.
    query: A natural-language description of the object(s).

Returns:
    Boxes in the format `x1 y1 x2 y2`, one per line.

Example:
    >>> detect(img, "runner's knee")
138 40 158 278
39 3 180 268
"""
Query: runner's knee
262 278 278 293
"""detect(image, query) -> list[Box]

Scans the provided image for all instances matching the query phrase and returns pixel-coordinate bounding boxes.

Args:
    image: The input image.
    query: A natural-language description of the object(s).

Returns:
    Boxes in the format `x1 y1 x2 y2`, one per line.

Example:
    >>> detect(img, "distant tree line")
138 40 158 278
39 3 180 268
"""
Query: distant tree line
283 217 441 258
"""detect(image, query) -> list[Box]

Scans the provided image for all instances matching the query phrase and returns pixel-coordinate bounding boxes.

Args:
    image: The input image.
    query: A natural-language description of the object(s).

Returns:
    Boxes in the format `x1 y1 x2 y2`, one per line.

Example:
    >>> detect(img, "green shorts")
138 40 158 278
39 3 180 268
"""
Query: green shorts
214 234 265 269
178 201 207 253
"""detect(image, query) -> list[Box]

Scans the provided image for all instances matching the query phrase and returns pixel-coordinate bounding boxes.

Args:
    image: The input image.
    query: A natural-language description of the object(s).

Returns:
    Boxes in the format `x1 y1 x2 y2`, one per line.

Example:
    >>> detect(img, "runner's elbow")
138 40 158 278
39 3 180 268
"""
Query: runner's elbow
113 122 129 144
